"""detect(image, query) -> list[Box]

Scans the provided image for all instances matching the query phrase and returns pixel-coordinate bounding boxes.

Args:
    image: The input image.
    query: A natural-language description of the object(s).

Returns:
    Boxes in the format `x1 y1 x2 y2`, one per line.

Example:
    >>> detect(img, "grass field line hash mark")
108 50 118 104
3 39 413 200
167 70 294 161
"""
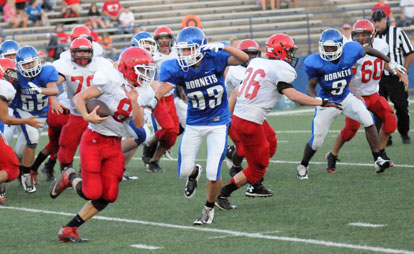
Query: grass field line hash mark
1 206 414 254
209 230 282 239
130 244 163 250
348 222 386 228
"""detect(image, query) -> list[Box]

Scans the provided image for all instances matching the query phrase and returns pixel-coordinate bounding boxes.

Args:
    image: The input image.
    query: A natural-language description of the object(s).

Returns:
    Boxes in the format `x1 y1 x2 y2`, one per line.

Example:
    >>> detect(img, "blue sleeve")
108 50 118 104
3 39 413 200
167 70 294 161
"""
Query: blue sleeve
213 50 231 73
26 6 31 15
44 65 59 83
343 41 364 66
304 55 320 80
159 60 180 86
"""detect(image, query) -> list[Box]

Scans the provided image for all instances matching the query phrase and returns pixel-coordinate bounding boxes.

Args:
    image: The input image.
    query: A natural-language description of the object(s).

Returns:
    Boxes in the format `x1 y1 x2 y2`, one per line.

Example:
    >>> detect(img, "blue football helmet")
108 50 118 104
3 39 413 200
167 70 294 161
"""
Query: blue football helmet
130 32 156 55
319 29 343 61
175 27 207 69
16 46 42 78
1 40 20 63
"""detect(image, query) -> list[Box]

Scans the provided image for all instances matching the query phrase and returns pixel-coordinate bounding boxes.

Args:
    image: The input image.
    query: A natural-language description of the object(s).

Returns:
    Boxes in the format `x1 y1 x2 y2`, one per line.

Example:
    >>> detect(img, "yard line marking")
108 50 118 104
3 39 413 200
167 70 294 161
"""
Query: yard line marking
72 157 414 168
349 222 386 228
209 230 282 239
1 206 413 254
130 244 163 250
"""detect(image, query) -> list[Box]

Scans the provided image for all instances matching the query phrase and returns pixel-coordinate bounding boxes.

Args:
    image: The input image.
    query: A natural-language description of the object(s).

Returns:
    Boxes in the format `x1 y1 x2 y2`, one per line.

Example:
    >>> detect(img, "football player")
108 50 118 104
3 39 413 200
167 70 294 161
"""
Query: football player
224 39 273 197
141 26 180 173
296 28 406 179
13 46 59 193
50 47 149 243
326 20 406 172
148 27 249 225
53 38 114 172
0 59 42 204
59 25 104 59
215 34 341 210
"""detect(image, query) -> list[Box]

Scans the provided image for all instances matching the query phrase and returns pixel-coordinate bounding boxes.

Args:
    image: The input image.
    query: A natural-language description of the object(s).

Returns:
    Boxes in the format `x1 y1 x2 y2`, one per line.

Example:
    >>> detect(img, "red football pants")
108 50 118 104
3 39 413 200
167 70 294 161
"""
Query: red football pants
341 93 397 141
79 129 124 202
45 108 70 159
153 94 179 149
0 138 20 181
232 116 277 184
228 123 245 157
57 114 88 164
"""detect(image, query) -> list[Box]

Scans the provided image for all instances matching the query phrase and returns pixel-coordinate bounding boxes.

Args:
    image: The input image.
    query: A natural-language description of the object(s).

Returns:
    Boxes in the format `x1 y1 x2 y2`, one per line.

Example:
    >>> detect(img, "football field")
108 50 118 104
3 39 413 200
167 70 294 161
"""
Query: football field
1 104 414 254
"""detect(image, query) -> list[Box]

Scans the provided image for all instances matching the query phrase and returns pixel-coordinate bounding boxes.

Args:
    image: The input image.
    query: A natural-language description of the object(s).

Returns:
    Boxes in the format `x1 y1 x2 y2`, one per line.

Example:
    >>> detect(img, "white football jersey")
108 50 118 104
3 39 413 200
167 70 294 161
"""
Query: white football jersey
60 41 104 60
154 50 177 97
57 89 71 109
53 56 113 115
233 58 297 124
351 38 389 96
90 66 134 137
0 80 16 103
225 65 246 99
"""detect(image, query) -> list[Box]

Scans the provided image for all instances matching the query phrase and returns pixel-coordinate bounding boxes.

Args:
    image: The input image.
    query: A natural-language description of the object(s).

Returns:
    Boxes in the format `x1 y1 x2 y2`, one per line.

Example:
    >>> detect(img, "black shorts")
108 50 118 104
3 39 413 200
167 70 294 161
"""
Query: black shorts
16 2 27 10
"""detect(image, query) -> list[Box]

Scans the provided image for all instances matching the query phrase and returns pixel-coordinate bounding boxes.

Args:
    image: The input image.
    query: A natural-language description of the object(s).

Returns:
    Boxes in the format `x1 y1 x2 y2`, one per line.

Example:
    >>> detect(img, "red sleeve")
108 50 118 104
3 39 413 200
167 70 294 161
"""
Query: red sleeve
102 1 108 12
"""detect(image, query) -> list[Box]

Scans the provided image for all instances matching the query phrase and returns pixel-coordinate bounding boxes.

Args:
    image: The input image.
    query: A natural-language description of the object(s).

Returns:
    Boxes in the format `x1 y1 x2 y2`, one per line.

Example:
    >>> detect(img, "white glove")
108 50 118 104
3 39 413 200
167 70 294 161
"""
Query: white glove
27 82 42 94
201 43 225 53
388 60 407 75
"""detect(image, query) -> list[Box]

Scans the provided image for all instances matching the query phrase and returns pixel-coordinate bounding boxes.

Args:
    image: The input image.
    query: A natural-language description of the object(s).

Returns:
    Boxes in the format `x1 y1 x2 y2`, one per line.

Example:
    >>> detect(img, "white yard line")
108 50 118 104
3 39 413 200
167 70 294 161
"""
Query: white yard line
348 222 386 228
0 206 413 254
130 244 163 250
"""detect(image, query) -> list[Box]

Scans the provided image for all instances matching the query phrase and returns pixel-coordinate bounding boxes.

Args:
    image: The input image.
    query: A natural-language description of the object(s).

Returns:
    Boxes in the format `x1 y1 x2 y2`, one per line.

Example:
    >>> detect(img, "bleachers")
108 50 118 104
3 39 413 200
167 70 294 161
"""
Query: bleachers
2 0 413 58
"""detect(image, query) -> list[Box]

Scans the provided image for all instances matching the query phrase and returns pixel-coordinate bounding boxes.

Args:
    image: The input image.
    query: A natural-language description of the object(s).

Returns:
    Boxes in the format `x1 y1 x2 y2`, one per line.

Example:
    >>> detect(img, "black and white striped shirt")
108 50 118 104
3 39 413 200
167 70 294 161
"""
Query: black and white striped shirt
375 25 414 75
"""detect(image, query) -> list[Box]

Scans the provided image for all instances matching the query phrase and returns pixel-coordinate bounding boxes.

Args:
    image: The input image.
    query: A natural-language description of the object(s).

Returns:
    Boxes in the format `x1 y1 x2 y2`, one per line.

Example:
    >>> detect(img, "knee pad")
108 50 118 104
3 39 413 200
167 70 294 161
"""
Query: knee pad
242 167 266 185
91 198 109 211
75 182 88 200
26 143 37 149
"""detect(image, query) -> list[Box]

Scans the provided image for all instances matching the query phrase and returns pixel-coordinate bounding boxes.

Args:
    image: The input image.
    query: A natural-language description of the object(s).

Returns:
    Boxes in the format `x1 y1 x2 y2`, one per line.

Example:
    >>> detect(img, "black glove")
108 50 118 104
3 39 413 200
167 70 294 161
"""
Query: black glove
146 96 159 111
321 98 343 110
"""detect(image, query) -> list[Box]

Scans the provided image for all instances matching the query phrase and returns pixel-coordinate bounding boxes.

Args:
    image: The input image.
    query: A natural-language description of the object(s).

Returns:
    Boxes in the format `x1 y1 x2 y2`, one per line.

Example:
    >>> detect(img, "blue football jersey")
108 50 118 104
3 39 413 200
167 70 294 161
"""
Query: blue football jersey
304 41 364 102
160 50 231 126
16 65 58 116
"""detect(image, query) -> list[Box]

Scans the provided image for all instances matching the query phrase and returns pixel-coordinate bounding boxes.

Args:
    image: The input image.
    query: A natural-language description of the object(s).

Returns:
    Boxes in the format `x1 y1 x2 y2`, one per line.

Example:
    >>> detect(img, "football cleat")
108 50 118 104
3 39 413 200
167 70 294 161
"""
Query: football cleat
215 196 237 210
184 164 202 199
142 143 157 165
30 170 38 185
193 206 214 225
325 152 338 173
380 151 394 167
225 145 235 169
58 226 88 243
122 171 138 181
50 167 75 199
41 159 56 182
0 182 6 205
245 183 274 198
374 156 390 174
297 164 309 180
146 161 165 173
21 173 36 193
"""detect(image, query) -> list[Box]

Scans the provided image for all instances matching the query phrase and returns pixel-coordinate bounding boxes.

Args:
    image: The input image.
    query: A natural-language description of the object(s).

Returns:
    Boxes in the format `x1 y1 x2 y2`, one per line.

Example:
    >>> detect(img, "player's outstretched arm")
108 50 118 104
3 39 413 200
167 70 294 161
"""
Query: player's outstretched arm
307 78 318 98
0 99 43 128
149 81 175 111
224 45 249 66
282 87 342 110
363 47 407 75
73 86 108 124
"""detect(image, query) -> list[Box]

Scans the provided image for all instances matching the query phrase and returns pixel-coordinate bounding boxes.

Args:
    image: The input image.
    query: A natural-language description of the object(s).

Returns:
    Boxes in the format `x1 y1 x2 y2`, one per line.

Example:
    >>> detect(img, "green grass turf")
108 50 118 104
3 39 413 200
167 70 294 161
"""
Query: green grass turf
1 105 413 254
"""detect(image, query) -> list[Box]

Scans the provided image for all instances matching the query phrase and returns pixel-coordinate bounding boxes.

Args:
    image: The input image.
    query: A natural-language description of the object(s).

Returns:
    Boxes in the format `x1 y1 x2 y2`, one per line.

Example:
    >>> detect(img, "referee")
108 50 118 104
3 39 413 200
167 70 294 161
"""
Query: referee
372 9 414 145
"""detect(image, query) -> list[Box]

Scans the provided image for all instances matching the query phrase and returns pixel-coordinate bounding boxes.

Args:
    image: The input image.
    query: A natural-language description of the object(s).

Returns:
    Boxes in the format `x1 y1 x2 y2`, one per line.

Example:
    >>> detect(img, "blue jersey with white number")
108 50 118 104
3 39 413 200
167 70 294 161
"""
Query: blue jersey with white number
16 65 58 116
304 41 364 102
160 50 231 126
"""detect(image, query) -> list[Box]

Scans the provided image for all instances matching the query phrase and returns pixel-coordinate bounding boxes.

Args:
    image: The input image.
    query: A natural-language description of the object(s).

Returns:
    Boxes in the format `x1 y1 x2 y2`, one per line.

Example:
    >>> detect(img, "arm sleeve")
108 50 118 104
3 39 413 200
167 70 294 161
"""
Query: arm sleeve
159 61 179 87
277 81 294 94
215 51 231 73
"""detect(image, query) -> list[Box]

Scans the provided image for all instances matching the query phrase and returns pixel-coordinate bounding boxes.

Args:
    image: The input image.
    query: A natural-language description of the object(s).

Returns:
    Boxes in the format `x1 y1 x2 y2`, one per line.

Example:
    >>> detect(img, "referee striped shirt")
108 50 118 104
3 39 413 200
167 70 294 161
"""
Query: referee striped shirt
375 25 414 75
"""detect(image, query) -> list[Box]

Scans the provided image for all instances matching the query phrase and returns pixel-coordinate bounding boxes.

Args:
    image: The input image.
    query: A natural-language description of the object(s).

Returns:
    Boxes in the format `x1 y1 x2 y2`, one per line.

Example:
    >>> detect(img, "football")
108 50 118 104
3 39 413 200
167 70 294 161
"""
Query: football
86 99 110 117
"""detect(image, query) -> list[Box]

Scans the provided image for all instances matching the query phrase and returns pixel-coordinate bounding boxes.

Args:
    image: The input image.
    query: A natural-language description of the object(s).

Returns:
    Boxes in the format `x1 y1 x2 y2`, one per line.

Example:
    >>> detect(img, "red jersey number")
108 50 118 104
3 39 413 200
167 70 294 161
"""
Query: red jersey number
113 98 132 122
237 68 265 100
361 58 383 83
71 75 94 94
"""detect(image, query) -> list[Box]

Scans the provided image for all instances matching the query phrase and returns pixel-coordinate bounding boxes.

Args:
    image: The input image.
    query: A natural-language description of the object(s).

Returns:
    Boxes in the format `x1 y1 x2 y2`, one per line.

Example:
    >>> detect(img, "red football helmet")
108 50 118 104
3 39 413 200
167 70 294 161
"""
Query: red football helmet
352 19 375 47
238 39 261 57
0 58 18 82
70 38 93 66
153 26 174 50
118 47 156 87
265 33 298 67
71 25 92 41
